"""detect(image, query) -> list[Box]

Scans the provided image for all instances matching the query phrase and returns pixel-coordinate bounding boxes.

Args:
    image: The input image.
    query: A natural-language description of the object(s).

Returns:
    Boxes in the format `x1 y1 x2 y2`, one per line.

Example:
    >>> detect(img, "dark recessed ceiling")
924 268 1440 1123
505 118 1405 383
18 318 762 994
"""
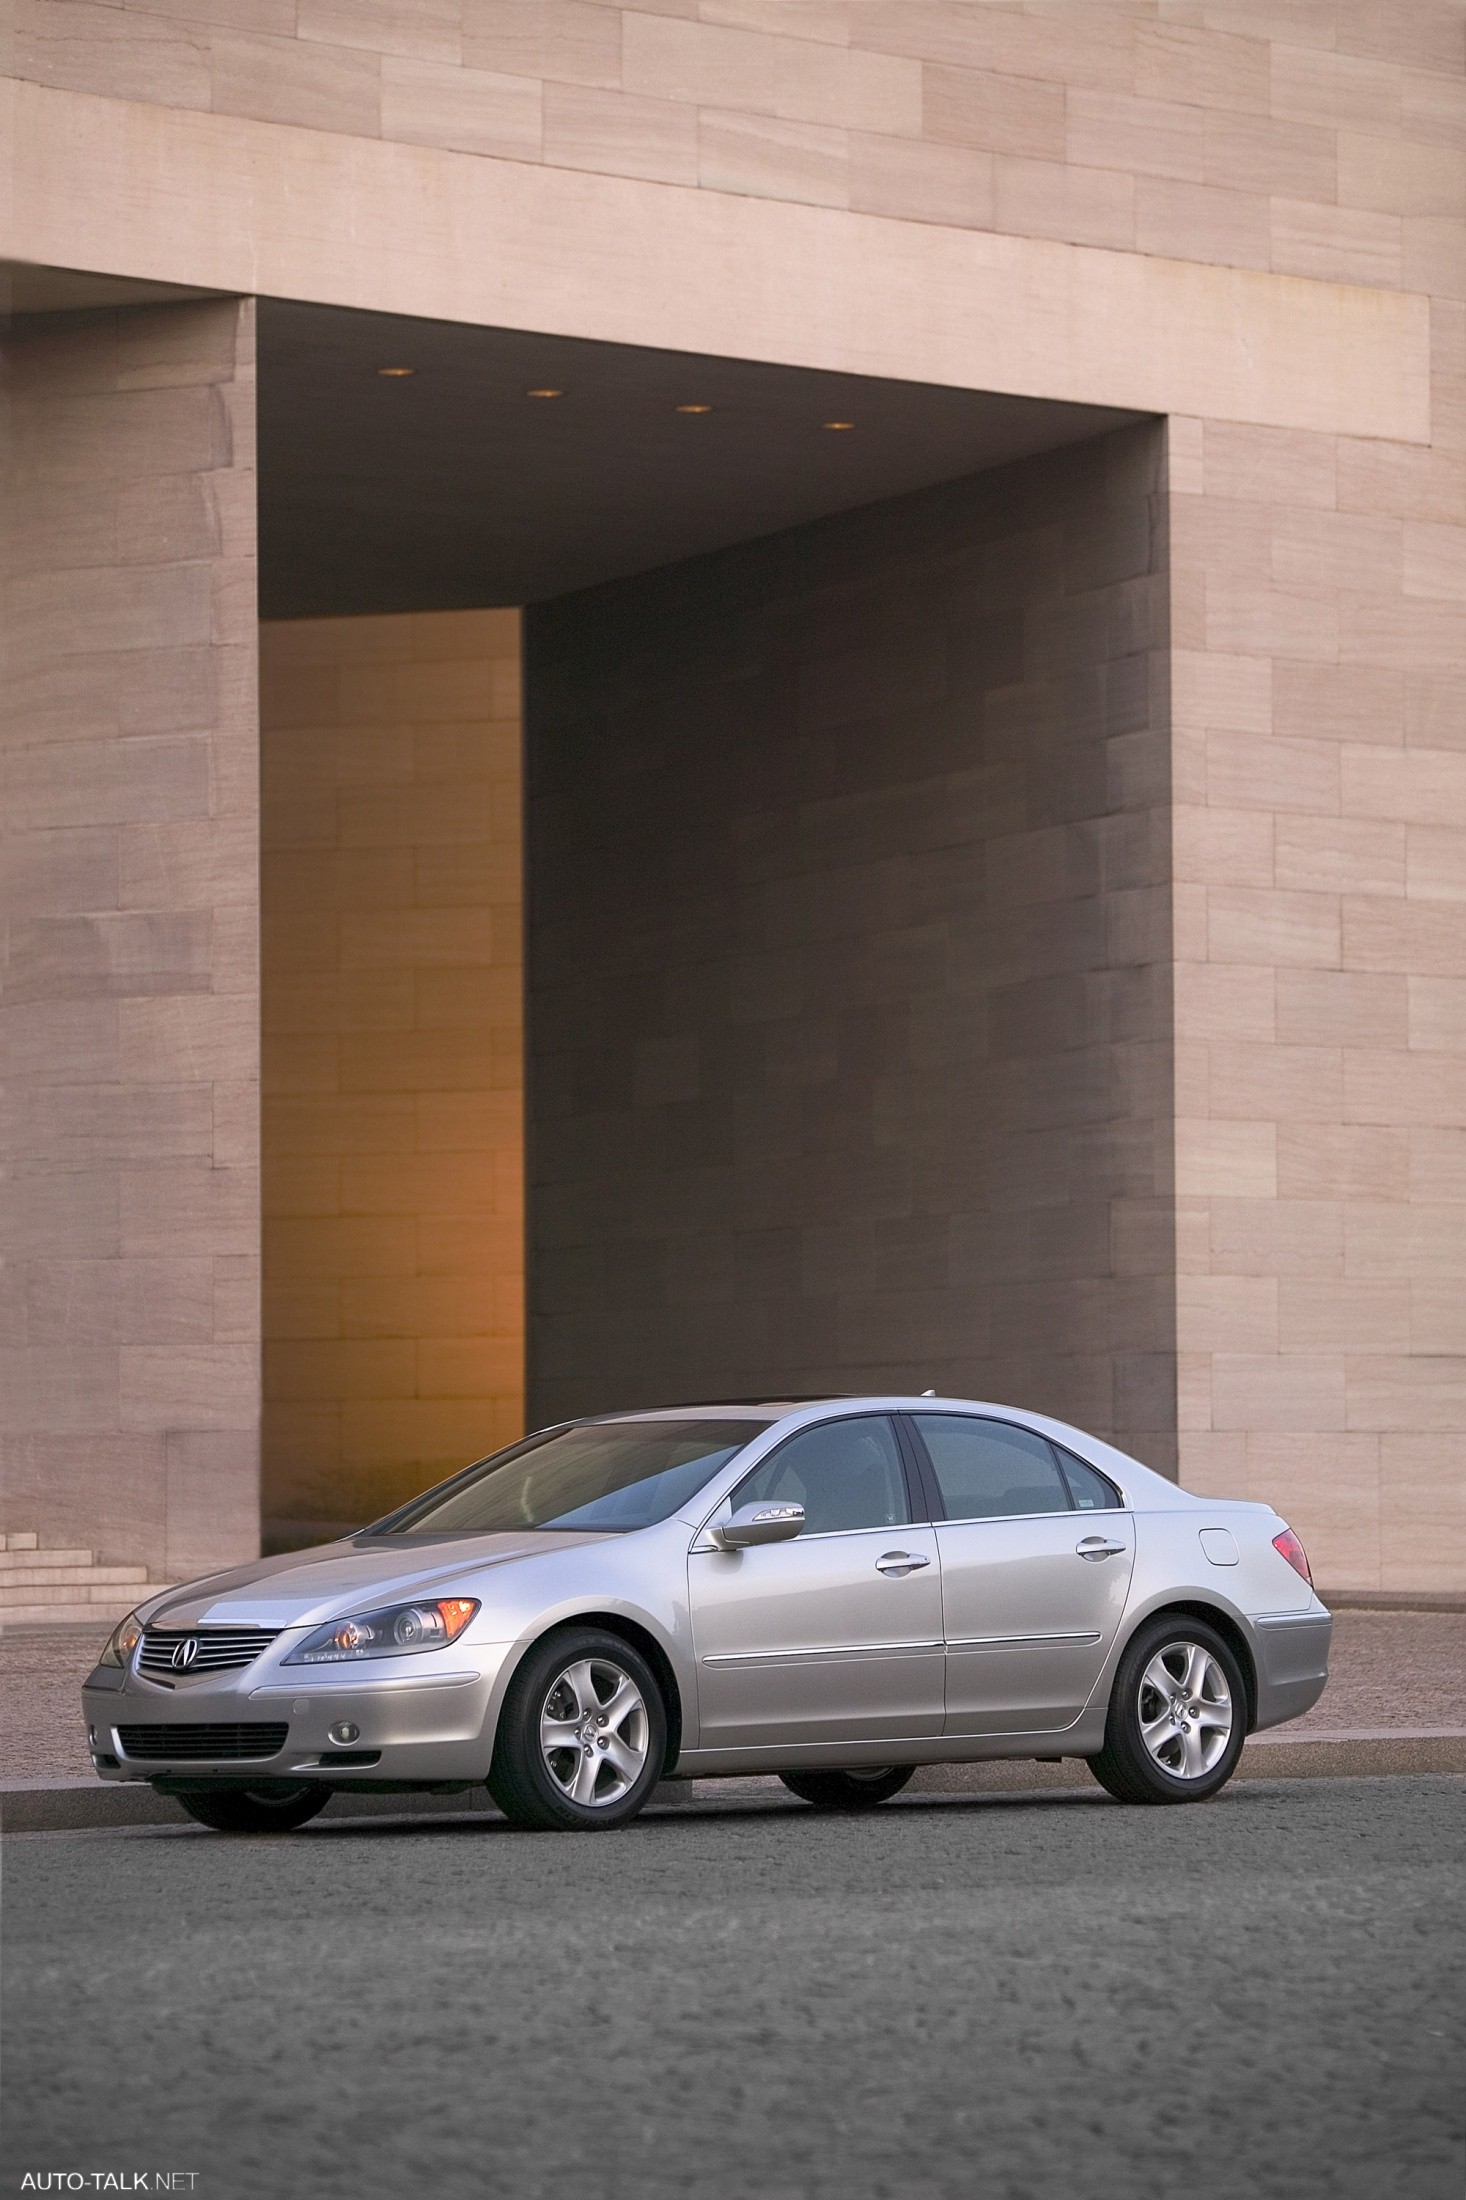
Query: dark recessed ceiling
258 300 1138 620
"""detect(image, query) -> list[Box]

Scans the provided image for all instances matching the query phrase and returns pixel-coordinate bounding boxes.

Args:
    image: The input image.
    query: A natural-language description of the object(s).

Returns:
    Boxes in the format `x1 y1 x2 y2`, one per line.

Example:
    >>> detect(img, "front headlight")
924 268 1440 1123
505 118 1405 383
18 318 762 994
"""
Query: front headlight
283 1597 479 1665
99 1611 144 1669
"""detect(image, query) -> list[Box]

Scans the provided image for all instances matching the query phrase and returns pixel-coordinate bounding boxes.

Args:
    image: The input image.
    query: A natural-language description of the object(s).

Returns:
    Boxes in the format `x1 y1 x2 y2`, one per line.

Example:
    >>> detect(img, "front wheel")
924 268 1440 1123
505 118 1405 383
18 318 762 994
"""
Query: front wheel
488 1628 667 1831
778 1766 914 1810
170 1783 329 1833
1088 1615 1246 1805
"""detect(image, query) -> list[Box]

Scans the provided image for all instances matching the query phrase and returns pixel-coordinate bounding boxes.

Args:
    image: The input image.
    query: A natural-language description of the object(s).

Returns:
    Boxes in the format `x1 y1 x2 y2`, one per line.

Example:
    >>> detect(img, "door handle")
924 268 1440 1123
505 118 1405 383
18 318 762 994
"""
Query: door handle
876 1551 931 1576
1076 1536 1127 1561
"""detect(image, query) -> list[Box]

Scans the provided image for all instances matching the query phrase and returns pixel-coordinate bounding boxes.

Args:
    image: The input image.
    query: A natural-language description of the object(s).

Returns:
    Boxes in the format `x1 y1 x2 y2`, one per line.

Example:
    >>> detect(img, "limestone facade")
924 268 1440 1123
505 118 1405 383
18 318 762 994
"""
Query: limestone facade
1169 402 1466 1588
2 3 1462 1587
1 299 261 1578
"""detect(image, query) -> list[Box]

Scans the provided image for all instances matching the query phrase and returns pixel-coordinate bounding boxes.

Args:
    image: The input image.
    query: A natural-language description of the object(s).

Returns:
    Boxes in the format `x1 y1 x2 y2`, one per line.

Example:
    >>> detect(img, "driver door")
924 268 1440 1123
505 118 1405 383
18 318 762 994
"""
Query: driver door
688 1414 944 1751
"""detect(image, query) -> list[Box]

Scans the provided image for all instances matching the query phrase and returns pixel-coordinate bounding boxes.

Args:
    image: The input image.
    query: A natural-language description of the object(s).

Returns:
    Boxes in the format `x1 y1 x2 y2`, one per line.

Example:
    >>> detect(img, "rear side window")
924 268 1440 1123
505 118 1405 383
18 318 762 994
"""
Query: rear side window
1055 1446 1122 1511
912 1415 1071 1521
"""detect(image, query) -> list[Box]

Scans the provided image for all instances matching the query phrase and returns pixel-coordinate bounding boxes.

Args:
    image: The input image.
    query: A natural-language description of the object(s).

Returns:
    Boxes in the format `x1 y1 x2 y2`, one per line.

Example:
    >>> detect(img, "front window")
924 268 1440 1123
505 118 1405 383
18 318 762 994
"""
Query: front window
366 1419 769 1537
730 1415 910 1535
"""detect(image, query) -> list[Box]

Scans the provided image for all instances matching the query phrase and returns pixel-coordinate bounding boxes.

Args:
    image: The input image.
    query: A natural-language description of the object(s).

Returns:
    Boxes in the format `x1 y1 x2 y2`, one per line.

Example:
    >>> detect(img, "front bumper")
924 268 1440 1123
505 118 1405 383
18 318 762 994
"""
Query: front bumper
82 1642 515 1786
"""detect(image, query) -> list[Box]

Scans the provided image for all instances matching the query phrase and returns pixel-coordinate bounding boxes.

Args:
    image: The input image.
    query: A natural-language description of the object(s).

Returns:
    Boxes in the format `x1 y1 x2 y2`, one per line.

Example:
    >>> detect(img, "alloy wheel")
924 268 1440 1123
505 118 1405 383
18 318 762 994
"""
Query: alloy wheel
539 1657 650 1808
1137 1641 1233 1780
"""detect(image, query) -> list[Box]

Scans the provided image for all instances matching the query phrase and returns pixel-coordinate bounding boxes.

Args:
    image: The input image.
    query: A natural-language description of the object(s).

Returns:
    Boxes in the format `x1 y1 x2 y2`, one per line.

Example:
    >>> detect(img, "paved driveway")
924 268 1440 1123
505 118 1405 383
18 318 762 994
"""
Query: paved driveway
6 1777 1462 2200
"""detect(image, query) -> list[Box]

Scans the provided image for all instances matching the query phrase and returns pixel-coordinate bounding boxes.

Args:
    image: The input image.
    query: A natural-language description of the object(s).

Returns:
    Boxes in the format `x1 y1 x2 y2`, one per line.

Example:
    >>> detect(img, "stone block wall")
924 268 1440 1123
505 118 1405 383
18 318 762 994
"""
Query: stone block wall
1168 399 1465 1590
7 1 1462 1586
13 4 1460 278
527 421 1175 1464
0 298 261 1577
259 610 524 1537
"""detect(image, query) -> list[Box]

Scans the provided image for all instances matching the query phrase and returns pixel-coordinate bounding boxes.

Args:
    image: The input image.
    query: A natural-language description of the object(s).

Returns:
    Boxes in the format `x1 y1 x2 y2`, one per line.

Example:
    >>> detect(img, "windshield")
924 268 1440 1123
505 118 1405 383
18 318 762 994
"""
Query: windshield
365 1419 770 1536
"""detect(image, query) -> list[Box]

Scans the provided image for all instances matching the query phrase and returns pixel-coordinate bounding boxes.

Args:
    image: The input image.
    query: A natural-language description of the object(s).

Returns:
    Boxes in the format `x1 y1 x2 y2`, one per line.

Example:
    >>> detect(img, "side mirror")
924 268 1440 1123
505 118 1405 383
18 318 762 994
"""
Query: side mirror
713 1502 804 1549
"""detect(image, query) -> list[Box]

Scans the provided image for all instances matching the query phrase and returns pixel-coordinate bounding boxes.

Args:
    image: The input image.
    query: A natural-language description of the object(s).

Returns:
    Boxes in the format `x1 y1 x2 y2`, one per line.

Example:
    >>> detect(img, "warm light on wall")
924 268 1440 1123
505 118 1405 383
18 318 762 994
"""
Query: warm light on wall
259 610 525 1537
822 420 855 431
377 366 415 377
676 403 713 414
526 387 564 399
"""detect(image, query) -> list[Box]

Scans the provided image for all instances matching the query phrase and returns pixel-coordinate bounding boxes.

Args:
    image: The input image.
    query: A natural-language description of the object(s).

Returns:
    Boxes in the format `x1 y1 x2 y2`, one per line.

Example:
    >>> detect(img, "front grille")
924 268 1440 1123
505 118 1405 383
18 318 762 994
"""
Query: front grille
137 1627 279 1677
115 1723 289 1762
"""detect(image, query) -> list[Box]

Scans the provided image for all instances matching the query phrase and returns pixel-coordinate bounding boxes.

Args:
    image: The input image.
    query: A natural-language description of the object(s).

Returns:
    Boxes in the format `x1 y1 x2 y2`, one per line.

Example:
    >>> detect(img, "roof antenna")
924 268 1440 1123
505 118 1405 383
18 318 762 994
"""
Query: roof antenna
921 1388 937 1397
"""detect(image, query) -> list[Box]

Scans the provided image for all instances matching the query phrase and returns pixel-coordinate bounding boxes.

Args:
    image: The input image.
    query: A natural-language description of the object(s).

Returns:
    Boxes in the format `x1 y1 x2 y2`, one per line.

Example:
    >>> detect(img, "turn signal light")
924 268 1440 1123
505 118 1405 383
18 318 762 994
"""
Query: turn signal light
437 1599 477 1640
1272 1527 1312 1585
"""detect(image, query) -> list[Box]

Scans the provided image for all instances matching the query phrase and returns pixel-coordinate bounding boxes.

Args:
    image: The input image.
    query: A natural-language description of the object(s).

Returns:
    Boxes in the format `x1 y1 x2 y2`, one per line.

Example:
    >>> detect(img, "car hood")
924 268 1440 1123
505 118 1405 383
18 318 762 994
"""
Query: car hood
141 1531 615 1631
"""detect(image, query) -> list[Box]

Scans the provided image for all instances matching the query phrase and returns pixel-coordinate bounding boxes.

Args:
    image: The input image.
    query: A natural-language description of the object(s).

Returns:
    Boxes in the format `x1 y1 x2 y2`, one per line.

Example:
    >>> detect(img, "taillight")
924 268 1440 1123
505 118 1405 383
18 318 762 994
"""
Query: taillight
1272 1527 1312 1585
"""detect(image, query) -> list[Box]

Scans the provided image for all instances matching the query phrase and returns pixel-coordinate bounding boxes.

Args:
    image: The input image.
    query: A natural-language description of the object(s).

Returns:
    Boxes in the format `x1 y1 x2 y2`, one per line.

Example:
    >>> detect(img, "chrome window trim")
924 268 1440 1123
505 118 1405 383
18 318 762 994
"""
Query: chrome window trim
935 1505 1077 1527
678 1400 1143 1536
691 1519 925 1552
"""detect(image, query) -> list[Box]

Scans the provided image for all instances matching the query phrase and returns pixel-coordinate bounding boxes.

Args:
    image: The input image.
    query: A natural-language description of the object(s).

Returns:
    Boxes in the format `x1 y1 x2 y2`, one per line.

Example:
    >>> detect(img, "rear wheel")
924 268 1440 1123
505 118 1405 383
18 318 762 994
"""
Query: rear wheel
1088 1615 1246 1805
778 1766 914 1810
171 1783 329 1833
488 1628 667 1831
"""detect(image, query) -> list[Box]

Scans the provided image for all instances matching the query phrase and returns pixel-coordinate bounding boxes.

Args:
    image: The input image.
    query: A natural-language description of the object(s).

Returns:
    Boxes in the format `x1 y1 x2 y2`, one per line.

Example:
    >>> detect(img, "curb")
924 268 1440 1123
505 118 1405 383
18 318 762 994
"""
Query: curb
912 1729 1466 1793
1317 1591 1466 1613
4 1730 1463 1833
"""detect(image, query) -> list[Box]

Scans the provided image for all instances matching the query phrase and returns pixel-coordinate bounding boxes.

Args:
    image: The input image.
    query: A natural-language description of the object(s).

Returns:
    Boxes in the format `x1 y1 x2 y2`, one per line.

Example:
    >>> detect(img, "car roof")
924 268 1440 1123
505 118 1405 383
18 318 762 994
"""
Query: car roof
588 1400 834 1420
584 1395 1194 1509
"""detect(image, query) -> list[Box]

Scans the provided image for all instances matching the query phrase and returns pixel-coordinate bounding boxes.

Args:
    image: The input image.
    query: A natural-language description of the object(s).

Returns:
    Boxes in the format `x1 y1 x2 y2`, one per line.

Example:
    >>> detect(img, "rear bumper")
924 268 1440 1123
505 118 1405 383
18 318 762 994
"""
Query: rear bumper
1251 1608 1332 1732
82 1645 515 1786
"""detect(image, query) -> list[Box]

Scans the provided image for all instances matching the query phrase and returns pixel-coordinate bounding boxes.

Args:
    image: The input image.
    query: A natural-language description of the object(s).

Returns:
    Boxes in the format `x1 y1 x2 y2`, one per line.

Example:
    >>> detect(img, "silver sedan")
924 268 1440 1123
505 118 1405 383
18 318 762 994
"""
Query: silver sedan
82 1397 1330 1832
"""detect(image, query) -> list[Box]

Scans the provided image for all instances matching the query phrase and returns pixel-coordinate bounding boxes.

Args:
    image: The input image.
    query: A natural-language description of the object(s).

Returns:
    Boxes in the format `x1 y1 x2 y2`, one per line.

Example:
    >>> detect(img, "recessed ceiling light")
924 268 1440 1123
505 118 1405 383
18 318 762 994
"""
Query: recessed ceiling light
377 366 415 378
676 403 713 414
526 387 564 399
823 419 855 431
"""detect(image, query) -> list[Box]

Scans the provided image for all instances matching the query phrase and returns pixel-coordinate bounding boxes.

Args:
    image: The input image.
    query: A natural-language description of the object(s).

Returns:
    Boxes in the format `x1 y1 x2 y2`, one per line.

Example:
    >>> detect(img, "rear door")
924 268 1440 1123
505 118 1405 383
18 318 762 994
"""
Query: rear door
905 1413 1134 1737
689 1414 945 1751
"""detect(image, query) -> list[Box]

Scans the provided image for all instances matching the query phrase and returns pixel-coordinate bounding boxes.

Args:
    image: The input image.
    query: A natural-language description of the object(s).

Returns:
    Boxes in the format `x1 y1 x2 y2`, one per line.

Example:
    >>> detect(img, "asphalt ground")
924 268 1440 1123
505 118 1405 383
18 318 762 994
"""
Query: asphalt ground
4 1776 1462 2200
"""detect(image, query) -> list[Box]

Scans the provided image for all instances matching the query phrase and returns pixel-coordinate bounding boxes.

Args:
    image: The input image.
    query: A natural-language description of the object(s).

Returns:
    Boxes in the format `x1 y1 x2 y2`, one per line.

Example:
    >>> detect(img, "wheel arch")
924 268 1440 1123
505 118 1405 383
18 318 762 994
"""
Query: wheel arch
500 1611 685 1775
1120 1598 1259 1733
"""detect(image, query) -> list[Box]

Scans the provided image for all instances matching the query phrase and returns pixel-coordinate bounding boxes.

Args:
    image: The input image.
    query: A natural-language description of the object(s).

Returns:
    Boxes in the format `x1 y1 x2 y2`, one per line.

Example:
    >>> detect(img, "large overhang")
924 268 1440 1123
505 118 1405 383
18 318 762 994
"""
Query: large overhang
0 77 1431 447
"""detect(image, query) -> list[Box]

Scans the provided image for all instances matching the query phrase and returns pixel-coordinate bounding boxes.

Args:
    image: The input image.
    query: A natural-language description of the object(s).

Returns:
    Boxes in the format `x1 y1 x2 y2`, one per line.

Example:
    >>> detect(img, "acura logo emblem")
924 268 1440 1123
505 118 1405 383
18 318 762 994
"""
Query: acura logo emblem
170 1637 199 1670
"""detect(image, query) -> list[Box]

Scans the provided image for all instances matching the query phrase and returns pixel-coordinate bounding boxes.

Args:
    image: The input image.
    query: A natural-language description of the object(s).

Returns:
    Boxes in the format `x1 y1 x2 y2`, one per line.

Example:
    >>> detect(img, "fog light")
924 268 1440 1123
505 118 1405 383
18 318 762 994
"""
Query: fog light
328 1721 361 1746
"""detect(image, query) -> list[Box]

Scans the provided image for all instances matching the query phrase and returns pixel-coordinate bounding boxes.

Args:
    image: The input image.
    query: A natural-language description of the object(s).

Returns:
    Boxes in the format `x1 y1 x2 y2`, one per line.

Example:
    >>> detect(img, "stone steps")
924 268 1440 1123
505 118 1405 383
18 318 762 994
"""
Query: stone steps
0 1550 122 1572
2 1564 152 1588
0 1531 170 1628
2 1598 147 1628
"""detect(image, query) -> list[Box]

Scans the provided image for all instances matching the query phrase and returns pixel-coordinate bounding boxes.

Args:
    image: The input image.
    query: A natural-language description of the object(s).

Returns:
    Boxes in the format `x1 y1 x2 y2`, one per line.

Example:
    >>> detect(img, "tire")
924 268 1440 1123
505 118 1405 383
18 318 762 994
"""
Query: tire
1088 1614 1247 1806
488 1627 667 1832
778 1766 914 1810
171 1782 329 1833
